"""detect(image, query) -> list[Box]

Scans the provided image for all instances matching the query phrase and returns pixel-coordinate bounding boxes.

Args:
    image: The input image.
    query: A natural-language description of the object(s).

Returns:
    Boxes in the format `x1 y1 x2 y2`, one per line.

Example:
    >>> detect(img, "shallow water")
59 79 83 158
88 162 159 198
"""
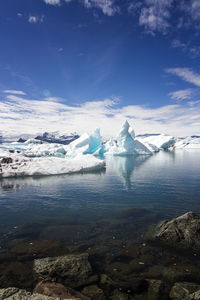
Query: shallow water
0 150 200 290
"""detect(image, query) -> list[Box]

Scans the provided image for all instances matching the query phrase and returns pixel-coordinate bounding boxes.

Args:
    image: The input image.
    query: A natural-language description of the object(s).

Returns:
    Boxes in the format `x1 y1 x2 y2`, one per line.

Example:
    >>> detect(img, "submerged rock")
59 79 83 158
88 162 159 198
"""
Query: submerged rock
0 287 58 299
81 285 105 300
148 212 200 249
34 280 90 300
170 282 200 300
33 254 97 288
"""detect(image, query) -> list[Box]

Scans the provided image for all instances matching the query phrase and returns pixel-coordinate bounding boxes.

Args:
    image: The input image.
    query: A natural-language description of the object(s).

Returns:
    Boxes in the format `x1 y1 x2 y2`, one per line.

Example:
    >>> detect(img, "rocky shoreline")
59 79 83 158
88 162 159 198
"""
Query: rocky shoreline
1 212 200 299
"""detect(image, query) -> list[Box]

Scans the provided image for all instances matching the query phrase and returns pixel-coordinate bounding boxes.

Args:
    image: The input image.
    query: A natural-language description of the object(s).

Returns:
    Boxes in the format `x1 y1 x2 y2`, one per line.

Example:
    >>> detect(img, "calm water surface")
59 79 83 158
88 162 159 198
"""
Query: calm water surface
0 150 200 232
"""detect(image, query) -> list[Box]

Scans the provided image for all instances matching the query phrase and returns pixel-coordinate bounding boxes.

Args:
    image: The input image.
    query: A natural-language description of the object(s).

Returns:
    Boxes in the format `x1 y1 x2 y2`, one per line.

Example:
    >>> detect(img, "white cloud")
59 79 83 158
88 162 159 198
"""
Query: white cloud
139 0 173 34
28 15 44 23
3 90 26 95
44 0 61 5
28 16 37 23
83 0 119 16
17 13 23 17
169 88 194 101
166 68 200 87
171 39 187 51
0 92 200 139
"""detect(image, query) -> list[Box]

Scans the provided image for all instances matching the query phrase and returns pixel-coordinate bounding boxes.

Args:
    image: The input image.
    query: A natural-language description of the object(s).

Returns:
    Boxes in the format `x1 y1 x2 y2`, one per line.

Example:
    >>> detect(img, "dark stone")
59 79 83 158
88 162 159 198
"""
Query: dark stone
1 157 13 164
34 280 91 300
147 212 200 250
33 254 97 288
112 279 149 294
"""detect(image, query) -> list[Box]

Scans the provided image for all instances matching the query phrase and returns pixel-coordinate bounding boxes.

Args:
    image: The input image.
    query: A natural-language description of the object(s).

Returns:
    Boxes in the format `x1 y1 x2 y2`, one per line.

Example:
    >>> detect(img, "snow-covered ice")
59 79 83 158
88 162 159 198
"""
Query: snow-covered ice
174 136 200 149
136 134 176 150
0 153 105 177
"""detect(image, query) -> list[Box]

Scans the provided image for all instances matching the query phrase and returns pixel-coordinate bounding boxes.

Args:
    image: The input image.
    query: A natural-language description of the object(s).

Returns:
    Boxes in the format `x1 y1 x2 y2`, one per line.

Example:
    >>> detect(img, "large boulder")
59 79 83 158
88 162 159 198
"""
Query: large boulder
148 212 200 249
33 254 97 288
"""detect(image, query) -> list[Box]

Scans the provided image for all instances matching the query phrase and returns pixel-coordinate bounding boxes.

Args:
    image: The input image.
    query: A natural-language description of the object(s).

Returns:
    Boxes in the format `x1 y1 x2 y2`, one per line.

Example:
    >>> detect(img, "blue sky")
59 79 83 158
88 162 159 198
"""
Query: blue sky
0 0 200 138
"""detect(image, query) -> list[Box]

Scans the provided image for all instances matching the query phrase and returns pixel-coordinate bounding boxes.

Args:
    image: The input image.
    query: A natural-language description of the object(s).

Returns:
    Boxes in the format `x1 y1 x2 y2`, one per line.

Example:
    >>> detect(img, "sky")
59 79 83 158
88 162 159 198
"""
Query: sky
0 0 200 139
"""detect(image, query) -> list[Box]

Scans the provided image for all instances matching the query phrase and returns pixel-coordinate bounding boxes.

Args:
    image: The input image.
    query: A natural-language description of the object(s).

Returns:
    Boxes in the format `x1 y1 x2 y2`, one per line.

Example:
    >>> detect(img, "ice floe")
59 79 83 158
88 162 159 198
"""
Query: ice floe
0 153 105 178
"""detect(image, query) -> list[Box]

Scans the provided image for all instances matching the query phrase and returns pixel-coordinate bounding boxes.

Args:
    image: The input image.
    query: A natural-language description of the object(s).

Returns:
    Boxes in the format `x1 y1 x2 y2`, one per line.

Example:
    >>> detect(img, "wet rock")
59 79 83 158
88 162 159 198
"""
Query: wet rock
34 280 90 299
147 280 162 300
33 254 97 288
100 274 113 287
1 157 13 164
148 212 200 250
112 279 148 294
81 285 105 300
190 289 200 299
111 289 129 300
170 282 200 300
0 287 57 299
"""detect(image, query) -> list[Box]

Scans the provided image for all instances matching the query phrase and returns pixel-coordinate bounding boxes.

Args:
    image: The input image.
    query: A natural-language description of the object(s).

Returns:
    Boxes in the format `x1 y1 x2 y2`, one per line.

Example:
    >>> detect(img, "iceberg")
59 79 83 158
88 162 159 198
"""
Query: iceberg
175 136 200 149
65 128 103 156
104 121 152 155
0 153 105 178
136 134 176 150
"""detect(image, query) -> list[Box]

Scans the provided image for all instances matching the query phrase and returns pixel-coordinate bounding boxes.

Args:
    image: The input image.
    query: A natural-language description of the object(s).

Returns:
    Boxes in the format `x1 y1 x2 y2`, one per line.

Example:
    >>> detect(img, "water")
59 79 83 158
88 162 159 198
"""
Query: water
0 150 199 229
0 150 200 289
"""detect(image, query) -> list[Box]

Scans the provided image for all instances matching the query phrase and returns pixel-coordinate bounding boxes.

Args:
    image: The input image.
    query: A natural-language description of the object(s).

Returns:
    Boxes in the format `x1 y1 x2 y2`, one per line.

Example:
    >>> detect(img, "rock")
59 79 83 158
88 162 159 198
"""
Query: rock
112 279 149 294
81 285 105 300
149 212 200 249
190 289 200 299
111 289 129 300
33 254 97 288
0 287 57 299
1 157 13 164
34 280 90 300
170 282 200 300
100 274 113 287
147 280 162 300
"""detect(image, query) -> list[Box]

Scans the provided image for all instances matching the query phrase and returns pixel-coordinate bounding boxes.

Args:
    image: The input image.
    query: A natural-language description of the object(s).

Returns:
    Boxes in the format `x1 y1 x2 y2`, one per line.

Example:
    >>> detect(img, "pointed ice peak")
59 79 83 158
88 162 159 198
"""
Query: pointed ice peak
118 120 130 138
129 127 135 140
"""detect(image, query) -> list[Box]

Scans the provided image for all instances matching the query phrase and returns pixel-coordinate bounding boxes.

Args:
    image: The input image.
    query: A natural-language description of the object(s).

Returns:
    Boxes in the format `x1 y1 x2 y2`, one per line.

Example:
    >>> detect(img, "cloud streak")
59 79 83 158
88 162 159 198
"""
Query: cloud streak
0 92 200 139
169 88 194 101
166 68 200 87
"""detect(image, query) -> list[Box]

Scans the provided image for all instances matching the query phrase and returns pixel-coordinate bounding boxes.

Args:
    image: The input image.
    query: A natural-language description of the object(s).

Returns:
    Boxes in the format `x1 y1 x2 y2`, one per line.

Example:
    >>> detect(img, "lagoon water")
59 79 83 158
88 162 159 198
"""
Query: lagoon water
0 149 200 289
0 150 200 232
